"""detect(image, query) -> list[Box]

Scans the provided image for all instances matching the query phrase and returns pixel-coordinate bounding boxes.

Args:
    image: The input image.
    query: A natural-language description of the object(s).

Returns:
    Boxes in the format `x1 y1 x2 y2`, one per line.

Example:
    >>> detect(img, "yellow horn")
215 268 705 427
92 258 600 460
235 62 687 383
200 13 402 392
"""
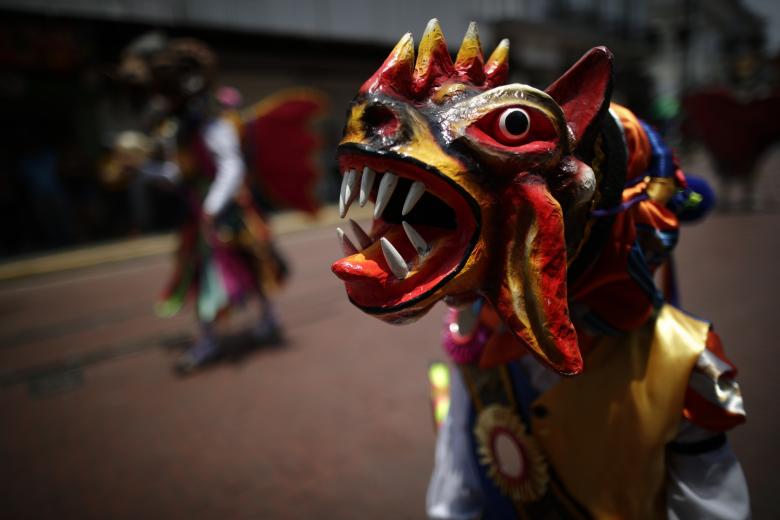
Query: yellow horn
485 38 510 86
413 18 454 93
454 22 485 84
389 32 416 69
361 32 415 95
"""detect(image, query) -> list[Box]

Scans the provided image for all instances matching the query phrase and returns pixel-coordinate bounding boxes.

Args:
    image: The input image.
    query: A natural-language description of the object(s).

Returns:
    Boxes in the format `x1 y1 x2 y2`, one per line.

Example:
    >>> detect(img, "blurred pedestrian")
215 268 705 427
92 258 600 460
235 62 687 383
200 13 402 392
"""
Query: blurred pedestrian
113 39 289 373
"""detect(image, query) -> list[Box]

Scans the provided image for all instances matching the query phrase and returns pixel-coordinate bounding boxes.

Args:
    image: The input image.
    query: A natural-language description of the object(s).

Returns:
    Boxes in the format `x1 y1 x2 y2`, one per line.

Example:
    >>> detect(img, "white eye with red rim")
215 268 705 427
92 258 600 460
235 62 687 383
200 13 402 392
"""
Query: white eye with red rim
467 104 558 155
497 108 530 142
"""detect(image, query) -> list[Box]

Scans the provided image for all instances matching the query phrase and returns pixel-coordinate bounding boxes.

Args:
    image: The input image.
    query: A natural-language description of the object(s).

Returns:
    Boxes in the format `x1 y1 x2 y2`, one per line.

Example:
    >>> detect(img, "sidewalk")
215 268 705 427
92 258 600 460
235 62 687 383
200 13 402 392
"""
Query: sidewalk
0 204 370 281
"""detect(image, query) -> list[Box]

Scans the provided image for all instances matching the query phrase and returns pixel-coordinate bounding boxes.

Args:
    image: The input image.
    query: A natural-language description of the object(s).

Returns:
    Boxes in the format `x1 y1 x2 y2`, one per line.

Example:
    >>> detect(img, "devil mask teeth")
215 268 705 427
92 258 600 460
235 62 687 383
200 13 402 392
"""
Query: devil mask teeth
333 154 475 286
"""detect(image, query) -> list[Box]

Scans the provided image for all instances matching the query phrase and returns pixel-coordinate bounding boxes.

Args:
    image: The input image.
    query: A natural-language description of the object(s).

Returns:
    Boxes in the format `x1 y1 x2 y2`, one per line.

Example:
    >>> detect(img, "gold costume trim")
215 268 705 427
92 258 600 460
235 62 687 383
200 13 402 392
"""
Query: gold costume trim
474 404 549 503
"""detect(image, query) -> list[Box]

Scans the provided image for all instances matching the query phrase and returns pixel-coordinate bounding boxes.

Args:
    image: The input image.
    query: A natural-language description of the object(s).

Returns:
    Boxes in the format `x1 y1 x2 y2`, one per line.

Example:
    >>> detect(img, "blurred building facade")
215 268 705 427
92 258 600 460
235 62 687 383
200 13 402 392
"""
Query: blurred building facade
3 0 764 87
0 0 767 256
649 0 765 107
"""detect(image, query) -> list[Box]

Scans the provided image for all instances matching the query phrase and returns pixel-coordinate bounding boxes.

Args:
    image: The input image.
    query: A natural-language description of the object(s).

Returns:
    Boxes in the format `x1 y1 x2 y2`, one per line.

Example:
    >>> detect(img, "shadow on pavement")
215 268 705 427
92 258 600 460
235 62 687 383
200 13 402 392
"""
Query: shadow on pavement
164 329 290 377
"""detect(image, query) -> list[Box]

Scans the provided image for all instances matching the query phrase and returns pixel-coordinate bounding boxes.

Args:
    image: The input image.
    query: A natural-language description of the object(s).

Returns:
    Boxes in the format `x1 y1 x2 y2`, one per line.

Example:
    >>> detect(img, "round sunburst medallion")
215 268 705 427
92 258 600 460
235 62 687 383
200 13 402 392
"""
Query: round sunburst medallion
474 404 549 502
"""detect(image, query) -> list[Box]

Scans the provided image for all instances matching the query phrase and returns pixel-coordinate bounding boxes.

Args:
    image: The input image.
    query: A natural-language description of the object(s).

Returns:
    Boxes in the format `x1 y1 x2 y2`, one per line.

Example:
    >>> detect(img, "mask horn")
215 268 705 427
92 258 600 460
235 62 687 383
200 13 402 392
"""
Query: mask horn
413 19 455 96
454 22 485 85
546 46 613 145
360 32 415 98
484 39 510 87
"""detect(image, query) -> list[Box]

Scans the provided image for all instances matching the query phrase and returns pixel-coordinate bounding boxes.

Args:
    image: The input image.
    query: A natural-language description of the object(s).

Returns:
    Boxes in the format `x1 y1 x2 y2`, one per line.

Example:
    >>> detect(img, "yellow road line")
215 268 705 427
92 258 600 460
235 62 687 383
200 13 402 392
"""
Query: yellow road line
0 204 370 281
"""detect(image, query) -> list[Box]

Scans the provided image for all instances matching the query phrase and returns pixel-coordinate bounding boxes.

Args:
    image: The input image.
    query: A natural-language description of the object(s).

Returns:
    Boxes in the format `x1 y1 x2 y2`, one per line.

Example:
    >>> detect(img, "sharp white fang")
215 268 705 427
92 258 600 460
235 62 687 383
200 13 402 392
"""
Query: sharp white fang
402 181 426 216
344 169 358 204
340 169 358 218
402 221 431 257
379 237 408 280
374 172 399 219
336 227 358 256
338 172 347 218
359 166 375 207
349 219 372 249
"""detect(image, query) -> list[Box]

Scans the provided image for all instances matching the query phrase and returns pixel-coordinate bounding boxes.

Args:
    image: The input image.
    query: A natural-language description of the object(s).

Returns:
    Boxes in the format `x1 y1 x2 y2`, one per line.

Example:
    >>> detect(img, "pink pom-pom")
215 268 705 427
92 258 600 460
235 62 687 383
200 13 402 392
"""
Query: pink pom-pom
216 86 242 108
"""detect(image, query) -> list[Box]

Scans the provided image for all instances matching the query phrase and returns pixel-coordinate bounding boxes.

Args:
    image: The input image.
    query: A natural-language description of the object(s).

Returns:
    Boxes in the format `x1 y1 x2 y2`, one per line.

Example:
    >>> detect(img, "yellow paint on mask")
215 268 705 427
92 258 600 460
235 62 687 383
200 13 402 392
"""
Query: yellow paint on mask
341 104 367 144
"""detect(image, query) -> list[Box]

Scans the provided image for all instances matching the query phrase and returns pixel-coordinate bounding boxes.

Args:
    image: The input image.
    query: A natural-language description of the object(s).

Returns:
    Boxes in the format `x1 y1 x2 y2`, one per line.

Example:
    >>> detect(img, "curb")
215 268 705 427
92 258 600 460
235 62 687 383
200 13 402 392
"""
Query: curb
0 204 369 281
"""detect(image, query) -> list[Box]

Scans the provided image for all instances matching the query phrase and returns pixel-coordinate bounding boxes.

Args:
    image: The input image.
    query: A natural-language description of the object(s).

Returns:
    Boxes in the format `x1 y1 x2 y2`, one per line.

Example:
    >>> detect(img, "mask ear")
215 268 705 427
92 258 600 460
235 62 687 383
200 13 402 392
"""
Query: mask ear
546 47 613 147
489 176 583 375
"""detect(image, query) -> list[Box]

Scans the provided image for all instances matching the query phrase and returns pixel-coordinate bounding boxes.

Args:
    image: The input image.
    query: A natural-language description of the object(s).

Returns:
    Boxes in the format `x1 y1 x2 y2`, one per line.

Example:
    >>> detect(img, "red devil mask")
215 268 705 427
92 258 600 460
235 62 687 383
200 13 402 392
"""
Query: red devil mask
332 20 613 375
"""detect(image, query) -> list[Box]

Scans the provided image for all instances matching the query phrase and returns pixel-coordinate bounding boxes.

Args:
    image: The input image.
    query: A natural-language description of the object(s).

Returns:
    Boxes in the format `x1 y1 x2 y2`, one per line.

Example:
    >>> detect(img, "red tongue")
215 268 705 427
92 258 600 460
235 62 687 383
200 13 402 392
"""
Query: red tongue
331 245 393 284
330 224 463 308
331 225 441 284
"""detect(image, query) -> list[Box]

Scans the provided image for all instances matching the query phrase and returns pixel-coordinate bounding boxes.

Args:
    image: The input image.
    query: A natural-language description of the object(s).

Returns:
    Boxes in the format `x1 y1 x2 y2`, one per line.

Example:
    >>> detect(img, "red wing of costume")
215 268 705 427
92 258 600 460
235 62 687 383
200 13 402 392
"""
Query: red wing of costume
331 20 748 519
683 88 780 208
157 89 326 322
243 89 326 216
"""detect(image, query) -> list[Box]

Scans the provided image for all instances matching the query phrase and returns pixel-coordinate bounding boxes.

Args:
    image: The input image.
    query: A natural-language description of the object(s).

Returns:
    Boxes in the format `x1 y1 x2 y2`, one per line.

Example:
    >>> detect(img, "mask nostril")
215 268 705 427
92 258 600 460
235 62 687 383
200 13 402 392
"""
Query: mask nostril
363 105 400 138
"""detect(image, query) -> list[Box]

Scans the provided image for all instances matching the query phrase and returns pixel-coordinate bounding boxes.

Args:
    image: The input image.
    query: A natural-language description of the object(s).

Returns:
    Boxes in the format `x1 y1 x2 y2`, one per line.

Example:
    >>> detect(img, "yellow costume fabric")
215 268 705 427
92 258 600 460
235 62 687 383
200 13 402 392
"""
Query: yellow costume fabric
530 305 708 519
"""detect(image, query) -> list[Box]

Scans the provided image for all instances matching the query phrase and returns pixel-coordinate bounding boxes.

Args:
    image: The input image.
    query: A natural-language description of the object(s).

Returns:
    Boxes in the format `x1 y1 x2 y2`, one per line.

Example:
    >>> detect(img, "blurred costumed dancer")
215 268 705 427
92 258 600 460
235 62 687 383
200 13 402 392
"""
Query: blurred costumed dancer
682 46 780 212
683 88 780 211
110 39 325 373
330 20 748 518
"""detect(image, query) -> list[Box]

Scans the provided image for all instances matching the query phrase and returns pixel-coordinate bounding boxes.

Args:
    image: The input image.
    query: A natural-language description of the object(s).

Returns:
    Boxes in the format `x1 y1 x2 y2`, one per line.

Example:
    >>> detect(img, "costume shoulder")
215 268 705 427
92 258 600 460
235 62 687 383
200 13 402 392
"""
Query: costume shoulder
683 328 746 432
